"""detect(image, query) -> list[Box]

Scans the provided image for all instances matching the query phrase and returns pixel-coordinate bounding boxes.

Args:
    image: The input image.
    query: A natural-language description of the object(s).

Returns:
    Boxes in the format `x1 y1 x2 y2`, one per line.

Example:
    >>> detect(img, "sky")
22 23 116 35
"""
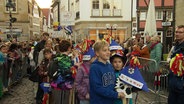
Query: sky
36 0 52 8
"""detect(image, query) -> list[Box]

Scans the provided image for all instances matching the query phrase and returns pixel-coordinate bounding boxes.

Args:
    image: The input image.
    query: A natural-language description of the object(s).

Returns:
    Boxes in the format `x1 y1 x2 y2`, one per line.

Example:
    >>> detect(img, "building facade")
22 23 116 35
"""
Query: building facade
51 0 134 43
175 0 184 26
137 0 174 53
0 0 43 41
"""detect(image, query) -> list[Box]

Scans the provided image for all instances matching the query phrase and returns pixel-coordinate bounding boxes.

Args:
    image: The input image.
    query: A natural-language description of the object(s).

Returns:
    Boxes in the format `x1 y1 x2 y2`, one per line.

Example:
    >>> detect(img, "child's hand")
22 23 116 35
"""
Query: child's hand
85 93 90 99
118 92 125 98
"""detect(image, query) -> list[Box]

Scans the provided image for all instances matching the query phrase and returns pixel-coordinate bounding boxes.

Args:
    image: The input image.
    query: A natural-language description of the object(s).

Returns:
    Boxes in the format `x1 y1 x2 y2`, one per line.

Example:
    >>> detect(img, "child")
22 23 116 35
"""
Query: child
36 48 53 104
75 47 96 104
110 53 133 104
89 40 125 104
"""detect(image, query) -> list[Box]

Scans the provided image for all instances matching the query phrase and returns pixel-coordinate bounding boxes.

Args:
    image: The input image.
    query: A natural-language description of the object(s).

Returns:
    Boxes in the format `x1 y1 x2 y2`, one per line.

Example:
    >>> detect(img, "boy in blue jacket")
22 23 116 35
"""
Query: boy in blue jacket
89 41 125 104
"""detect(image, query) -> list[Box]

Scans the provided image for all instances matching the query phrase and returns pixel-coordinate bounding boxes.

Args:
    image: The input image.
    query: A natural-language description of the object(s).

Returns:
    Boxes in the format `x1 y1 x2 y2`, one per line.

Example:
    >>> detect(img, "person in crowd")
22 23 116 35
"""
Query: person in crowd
0 44 8 98
134 33 143 45
33 32 49 65
168 25 184 104
132 39 150 59
48 40 73 104
110 53 133 104
149 36 163 71
145 35 152 52
75 47 96 104
89 40 125 104
38 40 53 65
36 48 53 104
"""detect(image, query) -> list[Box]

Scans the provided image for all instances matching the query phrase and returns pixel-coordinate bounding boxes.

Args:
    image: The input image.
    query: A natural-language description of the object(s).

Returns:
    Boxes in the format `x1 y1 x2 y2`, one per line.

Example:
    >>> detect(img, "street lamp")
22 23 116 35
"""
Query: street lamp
6 0 16 39
106 24 117 37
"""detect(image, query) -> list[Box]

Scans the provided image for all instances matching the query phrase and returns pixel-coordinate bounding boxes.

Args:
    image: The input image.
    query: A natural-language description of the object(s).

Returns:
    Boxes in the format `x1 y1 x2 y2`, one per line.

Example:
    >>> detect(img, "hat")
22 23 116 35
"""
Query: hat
119 66 149 92
82 47 95 61
110 40 123 51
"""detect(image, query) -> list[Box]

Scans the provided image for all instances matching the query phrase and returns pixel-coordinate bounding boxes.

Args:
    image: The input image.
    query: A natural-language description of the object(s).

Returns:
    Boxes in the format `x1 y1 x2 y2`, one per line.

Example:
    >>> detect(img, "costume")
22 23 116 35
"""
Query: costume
89 59 118 104
168 41 184 104
48 53 73 104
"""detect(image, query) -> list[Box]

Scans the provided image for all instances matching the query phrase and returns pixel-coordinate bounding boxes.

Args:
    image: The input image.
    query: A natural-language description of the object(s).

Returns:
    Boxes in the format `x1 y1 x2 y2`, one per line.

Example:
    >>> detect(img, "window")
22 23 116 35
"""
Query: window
76 11 80 19
157 31 163 43
5 0 17 13
103 0 111 9
140 11 147 20
113 0 121 16
92 0 99 9
113 0 121 9
156 11 163 20
166 28 173 37
166 11 173 21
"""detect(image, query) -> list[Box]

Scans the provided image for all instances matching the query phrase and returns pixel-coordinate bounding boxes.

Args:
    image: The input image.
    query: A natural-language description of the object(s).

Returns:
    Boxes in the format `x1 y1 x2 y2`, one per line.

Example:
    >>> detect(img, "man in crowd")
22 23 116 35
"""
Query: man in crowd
168 25 184 104
33 32 49 66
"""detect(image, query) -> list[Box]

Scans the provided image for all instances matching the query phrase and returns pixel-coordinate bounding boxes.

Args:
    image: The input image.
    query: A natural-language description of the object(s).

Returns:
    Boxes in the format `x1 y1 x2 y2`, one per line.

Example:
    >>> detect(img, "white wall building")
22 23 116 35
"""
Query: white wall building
52 0 135 42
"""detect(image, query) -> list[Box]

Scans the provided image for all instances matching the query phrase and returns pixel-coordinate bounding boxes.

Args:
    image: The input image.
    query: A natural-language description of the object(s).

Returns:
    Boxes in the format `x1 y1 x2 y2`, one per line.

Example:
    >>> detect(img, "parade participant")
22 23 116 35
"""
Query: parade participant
33 32 49 65
89 40 125 104
110 53 133 104
168 25 184 104
75 47 96 104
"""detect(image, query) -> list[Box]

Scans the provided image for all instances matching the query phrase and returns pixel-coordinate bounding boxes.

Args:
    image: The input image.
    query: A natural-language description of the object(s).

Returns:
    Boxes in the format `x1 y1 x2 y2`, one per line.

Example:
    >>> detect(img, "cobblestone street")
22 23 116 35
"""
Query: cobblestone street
0 77 168 104
0 78 36 104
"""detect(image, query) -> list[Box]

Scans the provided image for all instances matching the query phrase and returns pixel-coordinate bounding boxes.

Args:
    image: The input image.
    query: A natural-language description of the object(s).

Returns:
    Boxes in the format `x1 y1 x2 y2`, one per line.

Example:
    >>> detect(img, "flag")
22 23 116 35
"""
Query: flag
144 0 157 36
64 26 73 35
119 66 149 92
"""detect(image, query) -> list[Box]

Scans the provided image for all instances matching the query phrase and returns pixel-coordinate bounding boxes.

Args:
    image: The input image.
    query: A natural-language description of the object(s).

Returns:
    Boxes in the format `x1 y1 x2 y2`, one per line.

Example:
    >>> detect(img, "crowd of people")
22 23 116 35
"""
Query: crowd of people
0 25 183 104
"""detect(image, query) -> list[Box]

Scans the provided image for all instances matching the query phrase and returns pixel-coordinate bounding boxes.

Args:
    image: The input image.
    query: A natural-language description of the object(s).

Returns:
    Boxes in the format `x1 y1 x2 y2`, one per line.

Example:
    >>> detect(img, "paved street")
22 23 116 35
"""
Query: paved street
0 78 36 104
0 77 168 104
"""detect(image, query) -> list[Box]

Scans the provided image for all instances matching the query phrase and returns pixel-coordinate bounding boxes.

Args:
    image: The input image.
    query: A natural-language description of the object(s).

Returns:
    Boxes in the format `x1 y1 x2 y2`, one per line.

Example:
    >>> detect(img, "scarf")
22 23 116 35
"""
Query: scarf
150 42 159 50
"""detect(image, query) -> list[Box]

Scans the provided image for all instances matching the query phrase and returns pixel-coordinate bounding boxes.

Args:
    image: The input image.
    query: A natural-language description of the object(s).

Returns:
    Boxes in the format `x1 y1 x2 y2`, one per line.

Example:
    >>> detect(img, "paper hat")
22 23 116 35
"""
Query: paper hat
119 66 149 92
110 40 123 51
82 47 95 60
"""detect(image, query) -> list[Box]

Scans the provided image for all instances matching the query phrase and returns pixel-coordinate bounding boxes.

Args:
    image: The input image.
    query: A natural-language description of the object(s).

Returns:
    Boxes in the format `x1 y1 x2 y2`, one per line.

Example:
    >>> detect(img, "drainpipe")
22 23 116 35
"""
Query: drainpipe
172 0 176 42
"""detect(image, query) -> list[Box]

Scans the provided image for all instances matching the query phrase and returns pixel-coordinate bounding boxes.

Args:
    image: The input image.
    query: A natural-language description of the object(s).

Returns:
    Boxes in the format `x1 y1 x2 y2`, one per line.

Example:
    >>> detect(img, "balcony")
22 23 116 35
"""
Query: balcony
102 9 111 16
91 9 122 17
91 9 100 16
113 9 121 16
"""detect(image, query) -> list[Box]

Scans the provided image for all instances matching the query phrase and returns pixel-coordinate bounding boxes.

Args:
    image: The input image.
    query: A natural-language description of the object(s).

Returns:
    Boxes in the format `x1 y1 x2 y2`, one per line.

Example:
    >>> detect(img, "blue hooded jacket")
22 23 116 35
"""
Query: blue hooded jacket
89 59 118 104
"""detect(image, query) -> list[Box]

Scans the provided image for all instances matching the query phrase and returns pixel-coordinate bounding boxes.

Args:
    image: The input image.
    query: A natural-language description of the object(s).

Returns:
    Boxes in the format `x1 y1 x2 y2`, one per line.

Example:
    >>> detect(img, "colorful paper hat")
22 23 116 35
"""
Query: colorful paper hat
82 47 95 60
119 66 149 92
110 40 123 51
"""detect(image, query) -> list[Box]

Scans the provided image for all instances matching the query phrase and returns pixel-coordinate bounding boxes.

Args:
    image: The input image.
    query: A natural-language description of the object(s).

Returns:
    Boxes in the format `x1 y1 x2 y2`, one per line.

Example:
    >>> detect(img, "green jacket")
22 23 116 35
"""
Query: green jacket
150 43 163 72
